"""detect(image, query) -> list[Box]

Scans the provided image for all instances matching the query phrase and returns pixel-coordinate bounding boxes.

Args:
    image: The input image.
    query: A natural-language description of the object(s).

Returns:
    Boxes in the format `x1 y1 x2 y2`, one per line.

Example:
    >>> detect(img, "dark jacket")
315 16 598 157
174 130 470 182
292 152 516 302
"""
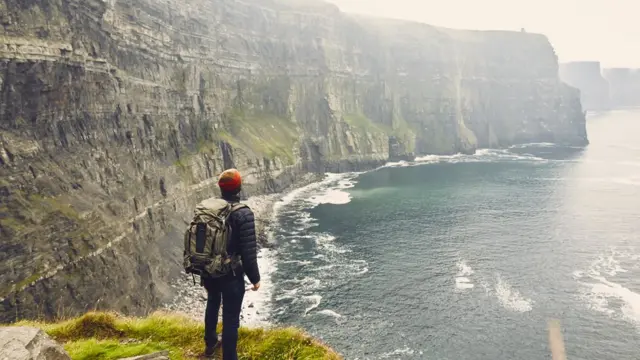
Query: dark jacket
222 194 261 285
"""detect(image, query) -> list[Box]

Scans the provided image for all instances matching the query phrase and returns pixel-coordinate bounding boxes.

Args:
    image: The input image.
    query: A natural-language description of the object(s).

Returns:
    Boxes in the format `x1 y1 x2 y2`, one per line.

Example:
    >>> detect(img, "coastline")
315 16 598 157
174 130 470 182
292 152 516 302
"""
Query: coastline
164 142 593 326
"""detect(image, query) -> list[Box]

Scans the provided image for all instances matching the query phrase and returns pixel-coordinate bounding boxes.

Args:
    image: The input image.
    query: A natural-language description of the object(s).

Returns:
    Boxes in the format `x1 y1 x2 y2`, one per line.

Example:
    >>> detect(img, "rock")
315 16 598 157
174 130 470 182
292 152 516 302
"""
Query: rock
119 350 170 360
559 62 611 111
0 327 71 360
603 68 640 108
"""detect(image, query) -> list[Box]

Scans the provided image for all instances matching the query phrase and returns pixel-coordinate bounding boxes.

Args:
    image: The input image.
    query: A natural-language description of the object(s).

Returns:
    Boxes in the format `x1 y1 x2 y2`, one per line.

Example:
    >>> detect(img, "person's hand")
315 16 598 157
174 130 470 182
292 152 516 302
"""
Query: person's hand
251 282 261 291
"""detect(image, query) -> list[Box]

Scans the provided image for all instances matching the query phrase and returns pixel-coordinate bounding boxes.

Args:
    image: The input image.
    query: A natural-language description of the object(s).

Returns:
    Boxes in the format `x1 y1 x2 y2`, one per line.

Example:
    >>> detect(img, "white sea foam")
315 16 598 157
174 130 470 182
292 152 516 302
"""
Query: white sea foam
241 248 277 327
494 275 533 312
386 148 547 170
414 154 442 162
455 277 474 290
380 346 419 358
303 294 323 315
384 160 410 168
577 249 640 325
281 260 313 266
282 276 322 290
317 309 343 318
583 275 640 323
306 177 357 207
573 270 585 279
307 188 352 206
509 142 557 149
270 173 369 317
457 260 474 276
455 260 475 290
591 252 629 277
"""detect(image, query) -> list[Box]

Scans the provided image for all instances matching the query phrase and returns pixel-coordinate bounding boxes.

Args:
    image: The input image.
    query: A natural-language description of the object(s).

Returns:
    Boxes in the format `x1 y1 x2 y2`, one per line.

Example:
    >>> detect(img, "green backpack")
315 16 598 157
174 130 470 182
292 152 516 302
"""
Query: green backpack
183 198 247 279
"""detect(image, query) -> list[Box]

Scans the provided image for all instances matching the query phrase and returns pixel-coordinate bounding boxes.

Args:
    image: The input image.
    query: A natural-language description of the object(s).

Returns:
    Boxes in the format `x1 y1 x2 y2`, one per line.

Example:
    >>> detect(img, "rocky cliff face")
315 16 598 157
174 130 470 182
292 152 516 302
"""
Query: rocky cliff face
603 68 640 108
0 0 588 322
559 61 611 111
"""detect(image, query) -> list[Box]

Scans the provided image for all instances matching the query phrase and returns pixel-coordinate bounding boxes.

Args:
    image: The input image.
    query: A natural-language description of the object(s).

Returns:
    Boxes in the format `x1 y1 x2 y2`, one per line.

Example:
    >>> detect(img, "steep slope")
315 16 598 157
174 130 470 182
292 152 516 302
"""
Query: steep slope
0 0 587 322
559 61 611 111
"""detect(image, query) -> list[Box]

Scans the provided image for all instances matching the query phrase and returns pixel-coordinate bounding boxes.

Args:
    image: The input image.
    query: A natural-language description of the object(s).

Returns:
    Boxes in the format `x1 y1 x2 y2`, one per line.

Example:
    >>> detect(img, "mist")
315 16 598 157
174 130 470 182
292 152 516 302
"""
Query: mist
327 0 640 68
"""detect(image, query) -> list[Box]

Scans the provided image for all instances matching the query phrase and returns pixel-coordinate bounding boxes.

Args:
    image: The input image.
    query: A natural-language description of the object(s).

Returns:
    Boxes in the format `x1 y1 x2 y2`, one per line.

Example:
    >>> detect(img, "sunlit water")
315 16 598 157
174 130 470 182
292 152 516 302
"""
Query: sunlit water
268 110 640 359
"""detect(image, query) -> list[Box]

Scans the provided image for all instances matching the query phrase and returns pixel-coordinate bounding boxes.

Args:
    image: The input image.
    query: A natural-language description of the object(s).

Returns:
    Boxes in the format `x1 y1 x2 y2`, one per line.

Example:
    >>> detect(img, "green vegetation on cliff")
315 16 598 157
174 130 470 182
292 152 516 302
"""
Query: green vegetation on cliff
225 108 299 163
343 112 414 138
15 311 341 360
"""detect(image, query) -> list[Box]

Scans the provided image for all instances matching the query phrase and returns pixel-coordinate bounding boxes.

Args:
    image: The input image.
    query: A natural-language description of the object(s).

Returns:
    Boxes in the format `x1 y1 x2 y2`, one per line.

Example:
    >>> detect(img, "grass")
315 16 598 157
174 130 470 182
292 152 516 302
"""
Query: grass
220 108 299 164
343 112 417 152
13 311 342 360
343 113 390 134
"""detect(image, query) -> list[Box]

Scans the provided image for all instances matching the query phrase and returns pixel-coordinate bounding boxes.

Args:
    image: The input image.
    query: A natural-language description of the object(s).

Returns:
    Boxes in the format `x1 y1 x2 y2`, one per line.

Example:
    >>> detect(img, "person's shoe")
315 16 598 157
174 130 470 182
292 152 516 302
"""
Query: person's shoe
204 345 216 358
203 339 222 358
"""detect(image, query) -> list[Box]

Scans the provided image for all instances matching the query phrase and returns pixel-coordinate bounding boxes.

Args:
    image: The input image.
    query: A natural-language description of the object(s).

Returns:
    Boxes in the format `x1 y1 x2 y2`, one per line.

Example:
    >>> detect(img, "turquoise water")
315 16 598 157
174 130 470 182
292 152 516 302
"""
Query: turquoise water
269 110 640 359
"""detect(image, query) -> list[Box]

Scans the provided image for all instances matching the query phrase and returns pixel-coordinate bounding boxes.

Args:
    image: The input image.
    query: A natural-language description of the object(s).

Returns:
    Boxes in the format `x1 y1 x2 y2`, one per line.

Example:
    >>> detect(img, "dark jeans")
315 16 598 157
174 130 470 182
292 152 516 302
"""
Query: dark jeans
203 274 246 360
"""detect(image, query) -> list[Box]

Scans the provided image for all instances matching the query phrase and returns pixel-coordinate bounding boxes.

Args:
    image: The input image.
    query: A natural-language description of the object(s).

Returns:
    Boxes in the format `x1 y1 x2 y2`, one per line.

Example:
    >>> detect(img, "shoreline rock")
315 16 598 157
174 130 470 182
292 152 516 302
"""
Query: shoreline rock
0 327 70 360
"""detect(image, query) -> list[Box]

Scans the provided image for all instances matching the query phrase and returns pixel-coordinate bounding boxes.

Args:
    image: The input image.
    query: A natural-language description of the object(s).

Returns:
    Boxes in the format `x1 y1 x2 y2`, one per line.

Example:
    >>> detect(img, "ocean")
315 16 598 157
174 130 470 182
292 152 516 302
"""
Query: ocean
266 109 640 359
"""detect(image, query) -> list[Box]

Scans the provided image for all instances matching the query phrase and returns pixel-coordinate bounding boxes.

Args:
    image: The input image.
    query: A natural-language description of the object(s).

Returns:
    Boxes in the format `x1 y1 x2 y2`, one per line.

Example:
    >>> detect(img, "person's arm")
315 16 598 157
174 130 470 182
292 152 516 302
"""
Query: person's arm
235 208 261 287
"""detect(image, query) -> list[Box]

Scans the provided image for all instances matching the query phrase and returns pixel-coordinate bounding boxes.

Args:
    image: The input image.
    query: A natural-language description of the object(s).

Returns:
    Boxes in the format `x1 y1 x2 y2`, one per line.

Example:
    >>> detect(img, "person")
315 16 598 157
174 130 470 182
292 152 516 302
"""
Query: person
202 168 261 359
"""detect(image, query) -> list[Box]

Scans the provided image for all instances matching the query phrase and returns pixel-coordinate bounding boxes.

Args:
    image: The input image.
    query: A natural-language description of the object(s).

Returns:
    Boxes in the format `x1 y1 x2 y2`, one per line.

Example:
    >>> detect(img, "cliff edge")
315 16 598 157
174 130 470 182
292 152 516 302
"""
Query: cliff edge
0 0 588 322
5 311 340 359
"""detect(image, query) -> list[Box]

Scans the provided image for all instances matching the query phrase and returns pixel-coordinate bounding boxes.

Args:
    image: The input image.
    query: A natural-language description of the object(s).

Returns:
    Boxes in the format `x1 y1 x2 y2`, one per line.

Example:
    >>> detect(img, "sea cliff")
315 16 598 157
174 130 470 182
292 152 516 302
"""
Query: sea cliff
0 0 588 322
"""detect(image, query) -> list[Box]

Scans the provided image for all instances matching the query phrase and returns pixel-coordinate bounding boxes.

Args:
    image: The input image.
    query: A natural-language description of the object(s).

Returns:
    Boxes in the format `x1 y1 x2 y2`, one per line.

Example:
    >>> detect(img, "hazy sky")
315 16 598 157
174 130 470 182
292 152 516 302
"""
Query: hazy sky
326 0 640 68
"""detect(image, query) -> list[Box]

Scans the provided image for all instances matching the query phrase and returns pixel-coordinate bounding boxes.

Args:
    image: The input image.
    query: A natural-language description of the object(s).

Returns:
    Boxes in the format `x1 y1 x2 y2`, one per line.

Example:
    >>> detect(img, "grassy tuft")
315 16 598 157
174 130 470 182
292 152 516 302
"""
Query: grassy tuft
64 339 166 360
13 311 342 360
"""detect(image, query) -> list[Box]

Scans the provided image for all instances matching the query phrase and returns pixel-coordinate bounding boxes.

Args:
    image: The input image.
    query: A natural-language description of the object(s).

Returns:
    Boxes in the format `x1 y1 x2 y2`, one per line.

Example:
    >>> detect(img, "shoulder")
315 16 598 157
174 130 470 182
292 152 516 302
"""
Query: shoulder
229 204 254 221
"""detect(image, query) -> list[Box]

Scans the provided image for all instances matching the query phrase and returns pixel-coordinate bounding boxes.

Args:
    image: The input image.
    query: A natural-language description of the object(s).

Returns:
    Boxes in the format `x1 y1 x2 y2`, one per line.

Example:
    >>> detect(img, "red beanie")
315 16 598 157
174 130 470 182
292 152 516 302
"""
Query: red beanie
218 169 242 192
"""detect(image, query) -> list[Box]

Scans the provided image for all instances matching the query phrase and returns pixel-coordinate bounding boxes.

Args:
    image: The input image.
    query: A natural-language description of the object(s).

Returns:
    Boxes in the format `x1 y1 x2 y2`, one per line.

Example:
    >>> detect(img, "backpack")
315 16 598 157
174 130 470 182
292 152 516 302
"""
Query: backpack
183 198 247 279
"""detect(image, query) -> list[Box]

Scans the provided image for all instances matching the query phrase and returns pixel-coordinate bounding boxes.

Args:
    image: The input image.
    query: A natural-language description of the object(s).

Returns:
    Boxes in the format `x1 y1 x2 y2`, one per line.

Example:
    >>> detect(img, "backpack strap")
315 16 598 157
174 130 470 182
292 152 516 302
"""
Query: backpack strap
229 203 248 214
219 202 249 263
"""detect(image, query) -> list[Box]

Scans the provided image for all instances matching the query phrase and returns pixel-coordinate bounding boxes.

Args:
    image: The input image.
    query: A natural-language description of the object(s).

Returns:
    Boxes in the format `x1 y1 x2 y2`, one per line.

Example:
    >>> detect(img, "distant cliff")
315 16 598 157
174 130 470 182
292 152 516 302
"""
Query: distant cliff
0 0 588 322
559 61 610 111
603 68 640 108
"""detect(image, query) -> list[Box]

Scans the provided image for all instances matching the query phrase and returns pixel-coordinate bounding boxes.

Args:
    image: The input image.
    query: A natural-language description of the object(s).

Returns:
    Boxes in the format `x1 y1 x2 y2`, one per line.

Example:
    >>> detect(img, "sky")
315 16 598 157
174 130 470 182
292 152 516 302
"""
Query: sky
325 0 640 68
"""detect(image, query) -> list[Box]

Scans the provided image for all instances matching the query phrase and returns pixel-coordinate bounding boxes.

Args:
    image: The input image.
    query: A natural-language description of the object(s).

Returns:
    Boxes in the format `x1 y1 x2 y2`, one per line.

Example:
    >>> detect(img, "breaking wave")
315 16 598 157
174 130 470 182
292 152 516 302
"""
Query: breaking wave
384 148 548 169
455 260 475 290
575 248 640 326
494 275 534 313
270 173 369 319
380 346 423 359
453 260 533 312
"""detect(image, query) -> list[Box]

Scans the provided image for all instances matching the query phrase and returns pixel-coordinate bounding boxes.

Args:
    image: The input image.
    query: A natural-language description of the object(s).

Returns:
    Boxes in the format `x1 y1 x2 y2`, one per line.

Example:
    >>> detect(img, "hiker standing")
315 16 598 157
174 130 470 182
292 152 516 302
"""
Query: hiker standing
183 168 261 359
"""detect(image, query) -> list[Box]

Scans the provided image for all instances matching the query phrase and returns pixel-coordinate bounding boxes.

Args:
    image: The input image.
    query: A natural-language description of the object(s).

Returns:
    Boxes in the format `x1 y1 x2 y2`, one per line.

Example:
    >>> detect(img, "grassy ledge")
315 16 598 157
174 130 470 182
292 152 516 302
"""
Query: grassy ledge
12 311 341 360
